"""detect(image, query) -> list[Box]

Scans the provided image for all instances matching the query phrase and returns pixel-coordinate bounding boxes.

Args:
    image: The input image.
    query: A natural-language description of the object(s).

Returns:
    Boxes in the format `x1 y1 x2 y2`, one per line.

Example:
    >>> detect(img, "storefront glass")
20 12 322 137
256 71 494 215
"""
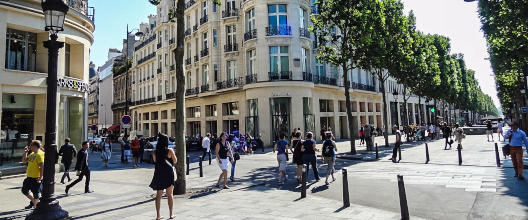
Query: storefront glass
1 94 35 168
271 97 290 142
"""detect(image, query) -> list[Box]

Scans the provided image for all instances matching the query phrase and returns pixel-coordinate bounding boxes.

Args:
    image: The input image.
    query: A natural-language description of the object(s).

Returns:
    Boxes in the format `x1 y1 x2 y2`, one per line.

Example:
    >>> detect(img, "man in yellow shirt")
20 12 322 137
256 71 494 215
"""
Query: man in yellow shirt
21 140 44 209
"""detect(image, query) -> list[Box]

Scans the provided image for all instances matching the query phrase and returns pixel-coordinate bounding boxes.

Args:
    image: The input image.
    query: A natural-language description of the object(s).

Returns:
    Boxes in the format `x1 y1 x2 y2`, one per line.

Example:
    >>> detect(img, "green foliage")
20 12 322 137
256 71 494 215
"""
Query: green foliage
112 58 132 77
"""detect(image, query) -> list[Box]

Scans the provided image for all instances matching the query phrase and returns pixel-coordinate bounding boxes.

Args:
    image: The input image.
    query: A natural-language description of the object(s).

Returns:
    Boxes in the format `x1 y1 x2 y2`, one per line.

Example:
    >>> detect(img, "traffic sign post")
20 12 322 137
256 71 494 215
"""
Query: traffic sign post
522 107 527 114
121 115 131 138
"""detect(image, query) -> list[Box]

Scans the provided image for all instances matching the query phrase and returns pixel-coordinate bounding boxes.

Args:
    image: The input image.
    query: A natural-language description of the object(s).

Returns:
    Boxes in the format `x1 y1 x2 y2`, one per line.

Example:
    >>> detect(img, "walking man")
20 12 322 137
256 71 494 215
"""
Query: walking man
391 126 402 163
497 120 504 142
486 120 494 142
443 123 452 150
201 133 212 164
504 121 528 180
66 141 93 194
59 138 77 184
21 140 44 209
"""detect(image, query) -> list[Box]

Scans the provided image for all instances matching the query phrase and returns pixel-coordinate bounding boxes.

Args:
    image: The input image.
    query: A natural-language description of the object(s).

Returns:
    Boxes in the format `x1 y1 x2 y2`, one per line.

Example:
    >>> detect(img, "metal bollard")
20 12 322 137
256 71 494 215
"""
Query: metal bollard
397 175 410 220
494 143 501 167
457 144 462 166
301 165 307 198
186 155 190 175
0 153 3 166
375 143 379 160
342 169 350 207
199 156 203 177
425 143 430 164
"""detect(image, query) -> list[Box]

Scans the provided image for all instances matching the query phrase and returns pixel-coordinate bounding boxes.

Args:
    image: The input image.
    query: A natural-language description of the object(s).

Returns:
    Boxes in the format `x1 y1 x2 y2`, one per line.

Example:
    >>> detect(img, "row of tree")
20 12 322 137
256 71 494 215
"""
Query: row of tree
477 0 527 122
311 0 497 152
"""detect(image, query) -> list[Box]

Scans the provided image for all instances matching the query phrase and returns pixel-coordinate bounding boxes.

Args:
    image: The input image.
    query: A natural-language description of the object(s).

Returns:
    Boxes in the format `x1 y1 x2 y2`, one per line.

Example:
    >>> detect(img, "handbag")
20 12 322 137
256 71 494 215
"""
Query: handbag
233 152 240 161
503 145 511 156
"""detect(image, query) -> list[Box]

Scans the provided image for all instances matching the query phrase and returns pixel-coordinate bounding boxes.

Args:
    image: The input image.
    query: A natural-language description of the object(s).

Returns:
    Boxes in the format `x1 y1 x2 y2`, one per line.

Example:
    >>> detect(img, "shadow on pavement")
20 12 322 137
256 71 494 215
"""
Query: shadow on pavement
67 198 154 219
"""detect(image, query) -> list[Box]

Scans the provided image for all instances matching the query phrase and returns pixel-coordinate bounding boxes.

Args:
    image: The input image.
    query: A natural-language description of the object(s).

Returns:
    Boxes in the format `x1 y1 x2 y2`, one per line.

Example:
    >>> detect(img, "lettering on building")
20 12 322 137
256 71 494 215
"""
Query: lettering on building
57 78 90 92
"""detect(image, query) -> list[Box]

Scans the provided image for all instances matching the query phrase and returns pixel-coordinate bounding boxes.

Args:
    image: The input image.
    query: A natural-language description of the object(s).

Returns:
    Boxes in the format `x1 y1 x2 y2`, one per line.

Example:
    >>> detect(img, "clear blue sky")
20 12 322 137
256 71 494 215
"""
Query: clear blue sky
89 0 156 67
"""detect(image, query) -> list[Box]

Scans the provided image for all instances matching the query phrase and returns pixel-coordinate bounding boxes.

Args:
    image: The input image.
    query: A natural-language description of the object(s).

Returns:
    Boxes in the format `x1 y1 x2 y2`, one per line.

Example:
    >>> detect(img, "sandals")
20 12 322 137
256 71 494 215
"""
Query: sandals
156 216 163 220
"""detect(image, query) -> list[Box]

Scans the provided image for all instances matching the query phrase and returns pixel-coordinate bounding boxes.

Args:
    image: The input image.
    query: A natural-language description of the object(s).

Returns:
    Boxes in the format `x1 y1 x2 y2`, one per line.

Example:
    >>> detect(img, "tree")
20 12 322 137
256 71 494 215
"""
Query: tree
311 0 378 154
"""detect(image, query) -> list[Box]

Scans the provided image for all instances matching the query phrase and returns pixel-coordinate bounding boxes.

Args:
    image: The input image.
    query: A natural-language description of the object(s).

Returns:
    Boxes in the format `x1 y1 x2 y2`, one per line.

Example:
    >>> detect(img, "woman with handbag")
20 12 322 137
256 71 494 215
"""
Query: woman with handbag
454 123 464 149
229 140 240 182
100 138 112 168
215 133 233 189
504 121 528 180
274 133 290 185
149 134 177 220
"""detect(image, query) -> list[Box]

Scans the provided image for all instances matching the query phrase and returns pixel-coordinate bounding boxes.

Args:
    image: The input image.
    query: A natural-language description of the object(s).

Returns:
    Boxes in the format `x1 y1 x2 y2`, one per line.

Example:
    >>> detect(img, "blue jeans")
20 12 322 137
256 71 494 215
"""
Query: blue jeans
302 154 319 181
230 160 236 179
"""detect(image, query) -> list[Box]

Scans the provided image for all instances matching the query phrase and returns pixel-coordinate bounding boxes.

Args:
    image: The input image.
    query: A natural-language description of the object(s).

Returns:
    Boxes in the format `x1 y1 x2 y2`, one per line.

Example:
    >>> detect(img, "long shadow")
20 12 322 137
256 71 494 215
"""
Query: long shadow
0 208 30 217
67 198 154 219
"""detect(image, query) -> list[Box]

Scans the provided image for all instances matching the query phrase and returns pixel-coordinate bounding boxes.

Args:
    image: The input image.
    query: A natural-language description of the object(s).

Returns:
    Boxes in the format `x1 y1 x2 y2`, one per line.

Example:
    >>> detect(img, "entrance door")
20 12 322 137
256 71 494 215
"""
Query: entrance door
340 116 348 139
271 97 290 142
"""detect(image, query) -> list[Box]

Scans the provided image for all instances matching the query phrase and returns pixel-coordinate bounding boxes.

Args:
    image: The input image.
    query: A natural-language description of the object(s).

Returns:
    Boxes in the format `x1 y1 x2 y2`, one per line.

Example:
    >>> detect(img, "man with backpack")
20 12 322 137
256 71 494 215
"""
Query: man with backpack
321 132 337 185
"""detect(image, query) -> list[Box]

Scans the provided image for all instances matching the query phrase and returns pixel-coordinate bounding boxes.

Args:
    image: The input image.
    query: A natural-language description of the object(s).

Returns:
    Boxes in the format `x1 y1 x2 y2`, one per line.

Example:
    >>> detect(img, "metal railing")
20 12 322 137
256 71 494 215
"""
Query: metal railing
245 74 258 84
244 29 257 41
169 38 175 45
300 28 310 38
193 24 198 32
303 72 313 81
184 0 196 9
200 15 208 25
224 43 239 53
200 48 209 57
200 84 210 93
157 68 162 74
135 34 156 51
194 55 199 62
185 58 191 65
157 42 162 49
222 8 239 18
184 29 191 37
185 87 199 96
266 26 292 36
170 65 175 71
268 71 292 81
137 52 156 65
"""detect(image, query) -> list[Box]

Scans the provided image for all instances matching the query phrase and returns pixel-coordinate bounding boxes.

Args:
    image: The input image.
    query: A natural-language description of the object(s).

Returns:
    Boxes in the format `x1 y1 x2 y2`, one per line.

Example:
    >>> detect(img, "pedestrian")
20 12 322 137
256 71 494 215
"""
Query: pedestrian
215 132 233 189
246 134 254 155
359 126 365 145
301 132 320 182
65 141 93 194
100 137 112 168
149 134 177 220
429 123 435 140
291 131 304 183
391 126 402 163
435 124 441 140
123 138 131 163
504 121 528 180
454 123 464 149
201 133 212 163
274 133 289 184
486 120 494 142
497 120 504 142
59 138 77 184
443 123 452 150
420 123 426 141
229 139 239 182
321 132 337 185
365 125 373 151
139 138 146 164
131 136 140 168
21 140 44 209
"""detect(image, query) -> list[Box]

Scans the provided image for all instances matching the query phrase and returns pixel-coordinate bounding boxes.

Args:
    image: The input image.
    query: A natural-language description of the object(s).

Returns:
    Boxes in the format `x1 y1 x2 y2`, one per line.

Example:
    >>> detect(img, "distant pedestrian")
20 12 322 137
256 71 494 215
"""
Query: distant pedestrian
504 121 528 180
215 133 233 189
274 133 289 185
59 138 77 184
100 138 112 168
131 137 140 168
149 134 176 220
66 141 93 194
229 140 239 182
359 127 365 145
365 125 373 150
246 134 254 154
443 123 452 150
420 124 426 141
497 120 504 142
201 133 212 163
391 126 402 163
435 124 441 140
139 138 146 164
21 140 44 209
454 123 464 149
321 133 337 185
486 120 494 142
122 139 131 163
291 131 304 183
301 132 320 182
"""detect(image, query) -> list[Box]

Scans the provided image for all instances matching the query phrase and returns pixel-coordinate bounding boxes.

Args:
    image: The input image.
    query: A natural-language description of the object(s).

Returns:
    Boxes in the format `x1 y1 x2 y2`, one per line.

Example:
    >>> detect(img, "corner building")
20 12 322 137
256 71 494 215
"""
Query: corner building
130 0 383 146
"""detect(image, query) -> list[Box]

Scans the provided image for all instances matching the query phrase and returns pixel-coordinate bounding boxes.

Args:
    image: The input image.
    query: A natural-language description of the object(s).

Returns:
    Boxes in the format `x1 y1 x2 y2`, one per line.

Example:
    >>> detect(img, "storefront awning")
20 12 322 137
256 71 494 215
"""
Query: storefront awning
107 124 120 131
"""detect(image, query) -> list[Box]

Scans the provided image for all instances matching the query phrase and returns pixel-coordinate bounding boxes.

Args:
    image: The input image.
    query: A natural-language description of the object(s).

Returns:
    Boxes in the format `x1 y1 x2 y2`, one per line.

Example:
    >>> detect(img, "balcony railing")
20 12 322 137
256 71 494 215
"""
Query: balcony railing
170 38 175 45
137 52 156 65
300 28 310 38
185 58 192 65
184 0 196 9
166 92 176 99
200 15 208 25
157 68 162 74
351 82 377 92
216 77 243 90
266 26 292 36
244 29 257 41
135 34 156 51
185 87 199 96
245 74 257 84
200 48 209 57
268 71 292 81
222 8 239 18
184 29 191 37
67 0 94 22
194 55 199 62
157 42 162 49
193 24 198 32
170 65 175 71
200 84 210 93
224 43 238 53
303 72 313 82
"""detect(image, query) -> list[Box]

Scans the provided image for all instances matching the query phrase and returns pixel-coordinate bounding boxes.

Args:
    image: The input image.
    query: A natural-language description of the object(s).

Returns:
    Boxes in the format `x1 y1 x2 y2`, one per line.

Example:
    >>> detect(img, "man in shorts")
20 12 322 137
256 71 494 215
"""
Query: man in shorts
21 140 44 209
322 133 337 185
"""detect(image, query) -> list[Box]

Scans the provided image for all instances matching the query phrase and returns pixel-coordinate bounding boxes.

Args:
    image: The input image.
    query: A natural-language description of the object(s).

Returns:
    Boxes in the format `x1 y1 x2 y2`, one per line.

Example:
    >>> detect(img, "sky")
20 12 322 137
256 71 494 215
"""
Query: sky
89 0 500 108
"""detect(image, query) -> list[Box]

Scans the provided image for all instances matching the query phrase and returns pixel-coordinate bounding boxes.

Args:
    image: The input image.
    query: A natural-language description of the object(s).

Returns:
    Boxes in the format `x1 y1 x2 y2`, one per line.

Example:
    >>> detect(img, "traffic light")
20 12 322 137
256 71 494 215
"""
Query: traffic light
430 107 435 113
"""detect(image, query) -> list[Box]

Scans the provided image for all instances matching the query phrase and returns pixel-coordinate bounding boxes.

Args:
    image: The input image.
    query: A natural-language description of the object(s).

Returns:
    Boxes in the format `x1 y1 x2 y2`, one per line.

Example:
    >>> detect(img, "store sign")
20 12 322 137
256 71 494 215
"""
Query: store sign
57 78 89 92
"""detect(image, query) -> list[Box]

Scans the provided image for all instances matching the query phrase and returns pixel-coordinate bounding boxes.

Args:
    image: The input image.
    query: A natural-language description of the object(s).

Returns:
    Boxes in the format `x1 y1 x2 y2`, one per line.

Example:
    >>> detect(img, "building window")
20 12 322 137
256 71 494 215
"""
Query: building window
301 48 309 73
202 32 208 50
161 110 168 119
165 53 168 66
5 28 37 72
152 111 159 120
268 4 287 27
202 1 208 17
143 112 150 120
303 97 315 135
269 46 289 76
165 80 169 94
246 49 256 76
213 29 217 47
246 8 255 32
299 8 306 29
171 76 176 92
202 64 209 86
271 97 290 141
246 99 259 138
226 25 236 47
315 58 325 77
158 79 162 96
222 102 239 116
213 2 217 12
187 106 201 118
65 43 71 76
227 61 237 81
319 99 334 112
206 104 217 117
214 64 218 82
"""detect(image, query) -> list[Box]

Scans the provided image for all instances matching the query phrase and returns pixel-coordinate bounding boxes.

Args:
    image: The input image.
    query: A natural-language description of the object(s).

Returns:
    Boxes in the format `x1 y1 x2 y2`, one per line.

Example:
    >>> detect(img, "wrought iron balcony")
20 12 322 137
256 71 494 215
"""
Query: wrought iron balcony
169 38 175 45
268 71 292 81
170 65 175 71
266 26 292 36
224 43 238 53
193 24 198 32
185 58 192 65
200 16 208 25
157 95 162 101
135 34 156 51
157 68 162 74
185 87 199 96
303 72 313 82
184 29 191 37
200 84 210 93
166 92 176 99
351 82 376 92
245 74 257 84
157 42 162 49
216 77 243 90
200 48 209 57
184 0 196 9
222 8 239 18
300 28 310 38
194 55 199 62
67 0 94 22
244 29 257 41
137 52 156 65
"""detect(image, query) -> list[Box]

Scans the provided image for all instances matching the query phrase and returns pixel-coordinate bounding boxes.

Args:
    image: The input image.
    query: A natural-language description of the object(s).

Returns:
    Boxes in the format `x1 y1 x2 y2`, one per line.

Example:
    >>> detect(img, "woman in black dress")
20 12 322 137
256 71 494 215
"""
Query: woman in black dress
149 134 177 220
291 131 303 183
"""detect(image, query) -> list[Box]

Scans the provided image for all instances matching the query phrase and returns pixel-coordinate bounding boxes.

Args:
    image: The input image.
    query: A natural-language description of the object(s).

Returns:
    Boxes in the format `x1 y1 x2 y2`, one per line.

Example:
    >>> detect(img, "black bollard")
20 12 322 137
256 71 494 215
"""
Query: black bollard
375 143 379 160
209 152 212 165
457 144 462 166
199 156 203 177
397 175 410 220
186 155 190 175
425 143 430 164
342 169 350 207
0 153 3 166
301 165 307 198
494 143 501 167
398 146 402 162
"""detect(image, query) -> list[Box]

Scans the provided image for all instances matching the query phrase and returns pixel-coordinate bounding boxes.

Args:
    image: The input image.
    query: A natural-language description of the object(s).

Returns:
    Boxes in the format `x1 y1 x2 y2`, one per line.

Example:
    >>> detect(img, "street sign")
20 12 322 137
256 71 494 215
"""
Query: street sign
121 124 131 129
121 115 131 124
522 107 527 114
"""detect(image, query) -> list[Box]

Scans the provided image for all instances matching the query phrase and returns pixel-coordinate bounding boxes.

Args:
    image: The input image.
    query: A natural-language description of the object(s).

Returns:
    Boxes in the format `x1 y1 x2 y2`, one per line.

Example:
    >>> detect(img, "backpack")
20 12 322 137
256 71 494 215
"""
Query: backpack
322 140 334 157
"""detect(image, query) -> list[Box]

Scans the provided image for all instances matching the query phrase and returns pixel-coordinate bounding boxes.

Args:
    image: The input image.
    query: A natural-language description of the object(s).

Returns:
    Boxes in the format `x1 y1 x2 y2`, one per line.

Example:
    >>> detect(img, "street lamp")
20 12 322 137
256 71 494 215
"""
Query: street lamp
27 0 69 219
123 25 143 140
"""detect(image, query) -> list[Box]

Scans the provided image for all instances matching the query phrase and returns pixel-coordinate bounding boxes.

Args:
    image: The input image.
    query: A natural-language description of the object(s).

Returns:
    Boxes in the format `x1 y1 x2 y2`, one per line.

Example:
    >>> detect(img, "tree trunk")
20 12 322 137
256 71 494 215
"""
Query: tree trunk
343 64 356 154
173 0 186 195
379 72 389 147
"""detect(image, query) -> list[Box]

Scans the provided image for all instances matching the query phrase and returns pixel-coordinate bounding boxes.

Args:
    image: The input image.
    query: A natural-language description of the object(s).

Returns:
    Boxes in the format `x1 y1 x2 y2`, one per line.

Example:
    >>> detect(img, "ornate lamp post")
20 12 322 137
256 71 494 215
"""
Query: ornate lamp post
392 89 399 129
123 25 143 140
26 0 69 219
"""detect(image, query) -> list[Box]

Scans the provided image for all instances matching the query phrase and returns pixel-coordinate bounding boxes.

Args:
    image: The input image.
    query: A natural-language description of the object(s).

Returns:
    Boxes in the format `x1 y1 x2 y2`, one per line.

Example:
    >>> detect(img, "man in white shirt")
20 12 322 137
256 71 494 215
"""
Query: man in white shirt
201 133 211 164
497 120 504 142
